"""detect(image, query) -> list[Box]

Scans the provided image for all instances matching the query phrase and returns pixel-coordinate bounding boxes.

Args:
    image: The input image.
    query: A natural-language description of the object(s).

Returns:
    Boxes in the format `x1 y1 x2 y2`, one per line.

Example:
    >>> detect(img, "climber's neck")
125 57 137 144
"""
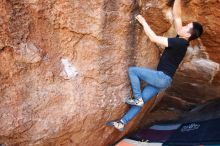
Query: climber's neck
179 36 189 42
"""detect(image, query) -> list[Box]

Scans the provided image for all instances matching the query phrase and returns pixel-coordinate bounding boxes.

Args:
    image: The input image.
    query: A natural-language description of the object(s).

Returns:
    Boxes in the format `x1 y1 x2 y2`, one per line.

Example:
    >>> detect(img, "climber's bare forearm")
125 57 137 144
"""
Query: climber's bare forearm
142 21 156 41
136 15 168 47
173 0 182 33
173 0 181 18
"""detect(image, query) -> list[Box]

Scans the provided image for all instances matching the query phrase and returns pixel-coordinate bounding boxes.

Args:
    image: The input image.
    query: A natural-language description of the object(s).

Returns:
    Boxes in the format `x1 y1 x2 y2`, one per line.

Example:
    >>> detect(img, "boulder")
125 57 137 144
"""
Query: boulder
0 0 219 145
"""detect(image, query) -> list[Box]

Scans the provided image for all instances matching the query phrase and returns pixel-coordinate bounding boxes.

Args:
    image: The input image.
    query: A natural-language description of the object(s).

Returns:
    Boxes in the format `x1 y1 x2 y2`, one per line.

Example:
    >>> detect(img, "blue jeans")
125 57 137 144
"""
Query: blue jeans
121 67 172 124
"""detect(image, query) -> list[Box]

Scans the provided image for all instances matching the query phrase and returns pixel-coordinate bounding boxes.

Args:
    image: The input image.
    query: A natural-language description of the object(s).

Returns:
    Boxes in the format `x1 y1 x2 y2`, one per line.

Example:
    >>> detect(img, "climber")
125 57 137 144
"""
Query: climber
106 0 203 132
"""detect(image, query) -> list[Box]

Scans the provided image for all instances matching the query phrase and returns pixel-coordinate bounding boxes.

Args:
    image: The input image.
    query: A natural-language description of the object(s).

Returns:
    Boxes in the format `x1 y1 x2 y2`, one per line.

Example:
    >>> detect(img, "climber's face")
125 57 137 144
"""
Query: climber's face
178 23 193 39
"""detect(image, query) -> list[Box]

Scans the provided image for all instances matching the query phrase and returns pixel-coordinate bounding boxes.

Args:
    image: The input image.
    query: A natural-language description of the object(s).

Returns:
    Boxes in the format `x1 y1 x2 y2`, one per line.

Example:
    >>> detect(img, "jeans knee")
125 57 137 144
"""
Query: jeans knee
128 67 135 75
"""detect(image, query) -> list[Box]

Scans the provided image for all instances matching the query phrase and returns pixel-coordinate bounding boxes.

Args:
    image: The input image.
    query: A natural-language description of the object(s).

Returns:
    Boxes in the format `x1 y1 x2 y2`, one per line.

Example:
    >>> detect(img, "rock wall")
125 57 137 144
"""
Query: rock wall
0 0 219 146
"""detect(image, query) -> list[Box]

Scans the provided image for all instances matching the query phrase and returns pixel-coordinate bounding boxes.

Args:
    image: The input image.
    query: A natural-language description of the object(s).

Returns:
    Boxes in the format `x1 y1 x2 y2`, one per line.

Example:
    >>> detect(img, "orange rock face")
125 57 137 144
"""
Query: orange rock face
0 0 219 145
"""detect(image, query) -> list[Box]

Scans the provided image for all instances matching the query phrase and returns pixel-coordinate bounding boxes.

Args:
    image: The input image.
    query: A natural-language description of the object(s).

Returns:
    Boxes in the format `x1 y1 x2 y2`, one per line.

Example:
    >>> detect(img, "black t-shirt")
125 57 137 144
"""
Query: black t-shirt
157 36 189 78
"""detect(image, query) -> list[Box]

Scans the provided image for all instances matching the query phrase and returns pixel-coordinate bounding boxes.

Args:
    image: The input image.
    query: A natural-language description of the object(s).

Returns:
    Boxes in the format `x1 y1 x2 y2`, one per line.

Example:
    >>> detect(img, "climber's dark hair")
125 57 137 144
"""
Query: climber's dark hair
188 22 203 41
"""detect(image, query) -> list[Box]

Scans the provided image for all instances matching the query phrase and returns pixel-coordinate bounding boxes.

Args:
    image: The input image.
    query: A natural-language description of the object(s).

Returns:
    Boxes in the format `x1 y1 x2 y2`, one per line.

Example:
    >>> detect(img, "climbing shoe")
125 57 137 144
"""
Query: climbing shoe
106 120 125 132
125 97 144 107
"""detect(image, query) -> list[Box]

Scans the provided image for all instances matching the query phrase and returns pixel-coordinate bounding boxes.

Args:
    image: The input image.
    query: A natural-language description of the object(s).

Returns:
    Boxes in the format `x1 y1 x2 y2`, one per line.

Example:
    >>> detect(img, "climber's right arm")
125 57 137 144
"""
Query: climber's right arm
173 0 183 34
136 15 168 47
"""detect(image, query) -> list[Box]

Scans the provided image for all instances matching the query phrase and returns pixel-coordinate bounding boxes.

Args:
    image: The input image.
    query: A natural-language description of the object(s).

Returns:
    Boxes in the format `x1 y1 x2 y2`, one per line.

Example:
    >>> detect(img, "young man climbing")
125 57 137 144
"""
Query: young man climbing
106 0 203 131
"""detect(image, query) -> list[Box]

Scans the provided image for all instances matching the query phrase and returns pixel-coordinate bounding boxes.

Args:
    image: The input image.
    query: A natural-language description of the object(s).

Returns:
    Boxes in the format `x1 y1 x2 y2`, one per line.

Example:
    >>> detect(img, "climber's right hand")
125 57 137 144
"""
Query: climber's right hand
135 15 146 25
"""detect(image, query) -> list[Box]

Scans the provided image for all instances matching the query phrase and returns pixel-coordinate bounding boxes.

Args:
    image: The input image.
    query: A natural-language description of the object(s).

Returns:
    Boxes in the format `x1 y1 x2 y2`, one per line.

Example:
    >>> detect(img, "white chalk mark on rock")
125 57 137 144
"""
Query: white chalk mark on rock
165 9 173 22
17 42 42 63
60 58 78 79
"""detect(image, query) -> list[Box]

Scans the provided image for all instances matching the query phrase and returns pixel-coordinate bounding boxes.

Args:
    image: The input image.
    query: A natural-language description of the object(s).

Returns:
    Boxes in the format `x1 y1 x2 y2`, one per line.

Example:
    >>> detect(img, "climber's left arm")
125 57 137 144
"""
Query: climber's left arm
136 15 168 48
